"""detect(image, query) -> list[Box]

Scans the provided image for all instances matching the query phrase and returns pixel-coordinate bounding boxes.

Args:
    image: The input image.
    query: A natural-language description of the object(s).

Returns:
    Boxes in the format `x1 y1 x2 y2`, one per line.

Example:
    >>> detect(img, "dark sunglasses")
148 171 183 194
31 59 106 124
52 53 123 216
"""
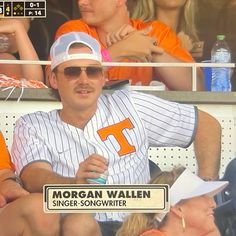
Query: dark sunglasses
58 66 103 79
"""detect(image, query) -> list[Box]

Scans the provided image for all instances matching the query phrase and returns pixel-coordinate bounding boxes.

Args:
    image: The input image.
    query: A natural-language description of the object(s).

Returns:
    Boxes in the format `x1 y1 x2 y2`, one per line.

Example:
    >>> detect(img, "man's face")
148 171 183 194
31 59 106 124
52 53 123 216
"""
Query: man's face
78 0 118 26
51 46 105 112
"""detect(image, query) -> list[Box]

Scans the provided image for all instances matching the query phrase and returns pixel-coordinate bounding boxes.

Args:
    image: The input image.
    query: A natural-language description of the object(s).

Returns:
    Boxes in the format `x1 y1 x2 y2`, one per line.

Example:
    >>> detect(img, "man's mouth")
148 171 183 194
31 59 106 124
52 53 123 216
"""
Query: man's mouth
78 90 89 93
76 89 93 94
79 8 93 13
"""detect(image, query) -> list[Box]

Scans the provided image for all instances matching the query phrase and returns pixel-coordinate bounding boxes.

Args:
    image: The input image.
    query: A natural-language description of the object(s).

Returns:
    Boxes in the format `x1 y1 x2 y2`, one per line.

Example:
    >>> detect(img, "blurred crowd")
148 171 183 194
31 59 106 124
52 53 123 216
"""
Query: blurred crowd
0 0 235 90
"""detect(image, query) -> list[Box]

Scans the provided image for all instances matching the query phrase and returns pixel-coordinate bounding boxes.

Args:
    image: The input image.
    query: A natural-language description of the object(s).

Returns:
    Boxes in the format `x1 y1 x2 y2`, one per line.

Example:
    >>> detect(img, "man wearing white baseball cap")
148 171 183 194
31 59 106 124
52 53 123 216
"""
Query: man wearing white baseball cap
50 31 102 70
117 167 228 236
12 32 222 236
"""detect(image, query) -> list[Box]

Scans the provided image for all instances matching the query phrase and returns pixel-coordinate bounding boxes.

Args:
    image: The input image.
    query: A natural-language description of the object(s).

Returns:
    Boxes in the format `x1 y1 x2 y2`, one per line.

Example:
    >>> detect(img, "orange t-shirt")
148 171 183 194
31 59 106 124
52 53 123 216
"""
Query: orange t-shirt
140 229 166 236
0 132 14 170
55 19 194 85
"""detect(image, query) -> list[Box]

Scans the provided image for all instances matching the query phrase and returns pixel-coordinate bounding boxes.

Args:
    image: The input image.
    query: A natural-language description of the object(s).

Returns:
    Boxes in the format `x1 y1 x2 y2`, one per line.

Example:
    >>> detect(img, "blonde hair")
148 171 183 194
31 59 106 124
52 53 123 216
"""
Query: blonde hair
129 0 156 22
129 0 199 42
116 167 185 236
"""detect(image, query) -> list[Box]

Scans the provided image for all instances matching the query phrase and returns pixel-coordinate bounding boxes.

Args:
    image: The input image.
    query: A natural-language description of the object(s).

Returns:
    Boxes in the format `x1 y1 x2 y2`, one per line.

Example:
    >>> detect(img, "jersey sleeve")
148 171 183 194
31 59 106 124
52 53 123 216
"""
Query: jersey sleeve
130 91 197 148
0 132 14 170
11 117 53 175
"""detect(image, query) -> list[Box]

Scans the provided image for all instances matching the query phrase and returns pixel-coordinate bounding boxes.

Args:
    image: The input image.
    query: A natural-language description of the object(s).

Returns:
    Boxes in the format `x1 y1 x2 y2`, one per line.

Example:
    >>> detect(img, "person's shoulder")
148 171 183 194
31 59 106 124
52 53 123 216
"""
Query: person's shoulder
16 110 57 126
140 228 165 236
59 19 86 27
100 90 134 105
107 90 153 106
130 18 170 31
0 131 7 148
109 89 132 98
130 18 146 28
109 89 158 100
55 19 96 39
150 20 172 32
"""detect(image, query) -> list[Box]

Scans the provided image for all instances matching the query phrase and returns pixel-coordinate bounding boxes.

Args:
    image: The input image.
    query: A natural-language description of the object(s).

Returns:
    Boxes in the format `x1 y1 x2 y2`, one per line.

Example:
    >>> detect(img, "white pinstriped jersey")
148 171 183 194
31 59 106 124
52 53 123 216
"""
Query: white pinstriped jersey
11 90 197 222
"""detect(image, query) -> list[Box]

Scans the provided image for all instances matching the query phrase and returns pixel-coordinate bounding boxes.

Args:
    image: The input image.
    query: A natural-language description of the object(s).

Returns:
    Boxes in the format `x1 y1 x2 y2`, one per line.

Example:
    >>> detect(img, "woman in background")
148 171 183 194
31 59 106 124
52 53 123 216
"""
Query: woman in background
116 167 228 236
128 0 203 59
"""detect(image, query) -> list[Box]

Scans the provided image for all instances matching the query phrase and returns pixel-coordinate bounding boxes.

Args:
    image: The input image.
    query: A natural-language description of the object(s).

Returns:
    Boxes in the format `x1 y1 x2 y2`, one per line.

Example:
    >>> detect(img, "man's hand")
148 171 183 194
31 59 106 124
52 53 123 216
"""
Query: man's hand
76 154 108 184
0 178 29 207
106 24 136 47
177 31 204 58
108 27 164 62
191 41 204 58
0 19 29 53
177 31 194 52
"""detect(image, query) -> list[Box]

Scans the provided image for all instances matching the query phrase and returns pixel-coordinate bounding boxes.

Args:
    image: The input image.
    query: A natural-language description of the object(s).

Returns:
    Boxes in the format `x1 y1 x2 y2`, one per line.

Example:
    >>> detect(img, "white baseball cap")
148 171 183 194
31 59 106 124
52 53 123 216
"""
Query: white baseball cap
170 169 228 205
50 32 102 70
155 169 228 222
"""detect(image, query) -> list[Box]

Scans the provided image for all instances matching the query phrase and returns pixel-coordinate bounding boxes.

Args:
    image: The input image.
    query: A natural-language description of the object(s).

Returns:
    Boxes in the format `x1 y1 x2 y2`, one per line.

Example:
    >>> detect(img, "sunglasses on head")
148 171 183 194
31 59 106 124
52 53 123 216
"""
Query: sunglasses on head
58 66 103 79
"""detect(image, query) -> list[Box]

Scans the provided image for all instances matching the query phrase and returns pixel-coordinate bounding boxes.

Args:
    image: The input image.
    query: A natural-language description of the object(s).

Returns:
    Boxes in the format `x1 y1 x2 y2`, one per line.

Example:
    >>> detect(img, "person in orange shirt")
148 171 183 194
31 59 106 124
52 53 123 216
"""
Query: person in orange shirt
49 0 204 90
0 131 60 235
0 19 43 82
128 0 204 59
0 131 29 207
0 131 14 171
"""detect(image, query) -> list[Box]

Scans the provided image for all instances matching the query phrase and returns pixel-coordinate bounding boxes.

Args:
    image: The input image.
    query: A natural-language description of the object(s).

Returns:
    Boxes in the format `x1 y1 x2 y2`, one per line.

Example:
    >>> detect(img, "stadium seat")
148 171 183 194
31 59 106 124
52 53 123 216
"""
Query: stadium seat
215 158 236 236
149 159 161 179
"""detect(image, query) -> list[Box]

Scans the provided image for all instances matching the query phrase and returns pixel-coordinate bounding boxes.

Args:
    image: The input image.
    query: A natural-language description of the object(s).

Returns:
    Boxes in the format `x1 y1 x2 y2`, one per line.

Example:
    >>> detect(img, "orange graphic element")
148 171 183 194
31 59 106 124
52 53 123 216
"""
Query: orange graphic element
97 118 136 156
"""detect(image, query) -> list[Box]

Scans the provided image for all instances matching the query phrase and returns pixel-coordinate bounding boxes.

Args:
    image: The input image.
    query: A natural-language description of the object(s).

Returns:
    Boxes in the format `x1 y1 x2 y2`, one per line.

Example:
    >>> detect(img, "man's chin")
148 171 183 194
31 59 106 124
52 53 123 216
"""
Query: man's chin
76 92 91 98
81 17 99 27
74 99 94 109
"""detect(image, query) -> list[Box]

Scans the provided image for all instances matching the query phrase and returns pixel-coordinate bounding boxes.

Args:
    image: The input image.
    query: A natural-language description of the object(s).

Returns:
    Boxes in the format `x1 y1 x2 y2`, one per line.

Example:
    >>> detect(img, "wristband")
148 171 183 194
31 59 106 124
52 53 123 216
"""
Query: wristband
3 176 23 186
101 49 112 62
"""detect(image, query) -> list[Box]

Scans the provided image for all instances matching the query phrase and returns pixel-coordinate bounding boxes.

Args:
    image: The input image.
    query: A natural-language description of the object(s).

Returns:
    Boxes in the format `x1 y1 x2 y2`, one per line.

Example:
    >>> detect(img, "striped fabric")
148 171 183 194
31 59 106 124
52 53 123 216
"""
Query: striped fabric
11 90 196 221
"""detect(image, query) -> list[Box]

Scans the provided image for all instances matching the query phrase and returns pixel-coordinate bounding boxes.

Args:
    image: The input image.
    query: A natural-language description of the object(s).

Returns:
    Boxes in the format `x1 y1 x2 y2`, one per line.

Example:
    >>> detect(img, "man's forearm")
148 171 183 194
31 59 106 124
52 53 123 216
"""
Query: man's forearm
22 168 75 193
194 110 221 180
152 51 204 91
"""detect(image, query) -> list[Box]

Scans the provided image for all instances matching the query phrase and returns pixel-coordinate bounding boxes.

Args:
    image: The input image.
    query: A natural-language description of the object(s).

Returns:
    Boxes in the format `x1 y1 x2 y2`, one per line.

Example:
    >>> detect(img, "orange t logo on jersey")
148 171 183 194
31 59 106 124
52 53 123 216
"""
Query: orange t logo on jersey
97 118 136 156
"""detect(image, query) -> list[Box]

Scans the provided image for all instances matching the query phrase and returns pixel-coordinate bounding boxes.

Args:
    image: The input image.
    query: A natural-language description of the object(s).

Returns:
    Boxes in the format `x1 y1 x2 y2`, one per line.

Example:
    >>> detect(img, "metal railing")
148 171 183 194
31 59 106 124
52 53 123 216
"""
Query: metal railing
0 60 235 91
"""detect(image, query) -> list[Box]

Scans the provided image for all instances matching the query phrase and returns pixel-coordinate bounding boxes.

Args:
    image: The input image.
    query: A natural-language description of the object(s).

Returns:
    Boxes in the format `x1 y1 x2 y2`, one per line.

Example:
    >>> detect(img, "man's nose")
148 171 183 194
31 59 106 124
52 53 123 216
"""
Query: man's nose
78 70 89 83
208 196 217 208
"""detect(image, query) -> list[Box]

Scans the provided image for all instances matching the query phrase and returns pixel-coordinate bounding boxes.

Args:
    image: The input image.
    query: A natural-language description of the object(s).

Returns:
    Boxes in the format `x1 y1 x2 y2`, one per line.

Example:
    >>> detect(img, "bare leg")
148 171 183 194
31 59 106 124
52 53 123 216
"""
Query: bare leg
0 193 60 236
61 213 102 236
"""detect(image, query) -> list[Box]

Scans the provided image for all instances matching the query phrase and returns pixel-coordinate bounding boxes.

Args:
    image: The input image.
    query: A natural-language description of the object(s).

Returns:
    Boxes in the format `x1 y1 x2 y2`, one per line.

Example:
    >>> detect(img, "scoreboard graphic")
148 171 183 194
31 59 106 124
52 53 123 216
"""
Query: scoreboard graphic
0 1 46 18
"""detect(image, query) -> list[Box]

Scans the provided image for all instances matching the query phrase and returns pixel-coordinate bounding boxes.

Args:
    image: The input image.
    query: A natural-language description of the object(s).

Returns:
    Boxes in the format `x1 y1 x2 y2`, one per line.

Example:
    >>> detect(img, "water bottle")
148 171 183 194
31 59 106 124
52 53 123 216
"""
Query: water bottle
211 35 232 91
0 34 10 53
87 170 108 184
